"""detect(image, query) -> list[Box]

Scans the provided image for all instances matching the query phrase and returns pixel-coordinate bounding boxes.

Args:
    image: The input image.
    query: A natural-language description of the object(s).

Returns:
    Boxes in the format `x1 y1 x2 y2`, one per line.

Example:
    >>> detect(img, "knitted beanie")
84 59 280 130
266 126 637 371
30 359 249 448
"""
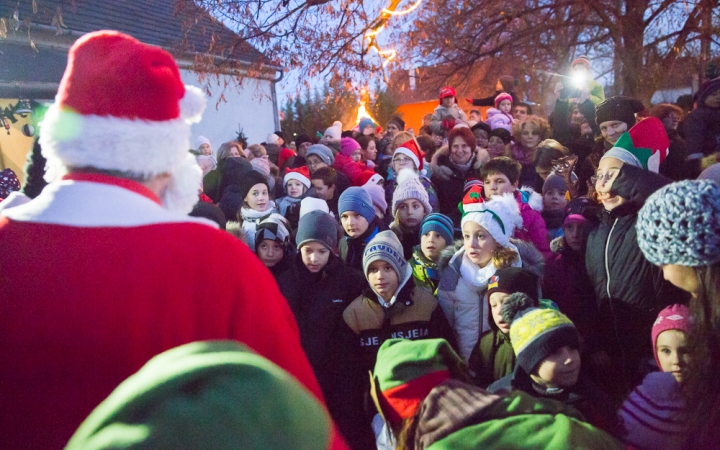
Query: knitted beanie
338 186 376 224
460 186 523 248
362 230 407 278
362 183 388 215
250 156 271 178
371 338 466 426
340 137 362 157
323 121 342 141
299 197 329 219
296 210 338 251
501 293 579 374
637 180 720 267
306 144 335 166
490 127 512 144
697 77 720 108
195 135 211 150
255 214 291 252
595 96 645 127
387 116 405 131
487 267 539 303
600 117 669 173
570 56 591 72
284 166 311 190
652 304 692 369
495 93 513 109
563 197 591 227
358 118 375 133
65 341 333 450
266 133 280 145
394 138 425 171
238 170 269 204
420 213 454 247
542 173 568 195
392 169 432 217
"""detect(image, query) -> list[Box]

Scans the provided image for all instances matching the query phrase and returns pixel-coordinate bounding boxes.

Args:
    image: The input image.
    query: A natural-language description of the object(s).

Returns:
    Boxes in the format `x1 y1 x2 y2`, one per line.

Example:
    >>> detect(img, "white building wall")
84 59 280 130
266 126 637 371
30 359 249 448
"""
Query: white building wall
180 70 277 155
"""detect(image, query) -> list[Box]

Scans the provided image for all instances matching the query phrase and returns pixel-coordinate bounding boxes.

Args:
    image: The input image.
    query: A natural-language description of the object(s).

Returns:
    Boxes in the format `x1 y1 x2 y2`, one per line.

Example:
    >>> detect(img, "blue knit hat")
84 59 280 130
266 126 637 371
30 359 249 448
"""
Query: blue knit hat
306 144 335 166
420 213 454 246
637 180 720 267
338 187 376 224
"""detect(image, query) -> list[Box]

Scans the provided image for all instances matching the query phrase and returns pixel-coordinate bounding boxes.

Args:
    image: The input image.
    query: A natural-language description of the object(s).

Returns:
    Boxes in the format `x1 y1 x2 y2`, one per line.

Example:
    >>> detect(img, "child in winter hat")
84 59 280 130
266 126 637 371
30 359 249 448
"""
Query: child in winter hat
195 136 212 156
410 213 454 295
391 169 433 259
652 304 691 382
362 182 388 222
542 173 570 240
485 93 514 132
340 137 363 162
276 166 311 230
338 186 385 271
255 214 292 277
234 170 278 248
321 121 343 152
430 86 469 130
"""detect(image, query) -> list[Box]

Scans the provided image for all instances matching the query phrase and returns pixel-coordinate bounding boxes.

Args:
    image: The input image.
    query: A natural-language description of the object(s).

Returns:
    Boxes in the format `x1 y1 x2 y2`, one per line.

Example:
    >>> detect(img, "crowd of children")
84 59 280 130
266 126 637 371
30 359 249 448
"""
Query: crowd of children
2 35 720 449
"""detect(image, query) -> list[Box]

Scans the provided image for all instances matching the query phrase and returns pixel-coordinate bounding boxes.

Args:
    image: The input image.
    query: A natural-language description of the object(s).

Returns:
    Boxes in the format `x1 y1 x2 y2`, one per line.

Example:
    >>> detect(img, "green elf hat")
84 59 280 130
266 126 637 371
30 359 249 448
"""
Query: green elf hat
370 339 471 427
601 117 669 173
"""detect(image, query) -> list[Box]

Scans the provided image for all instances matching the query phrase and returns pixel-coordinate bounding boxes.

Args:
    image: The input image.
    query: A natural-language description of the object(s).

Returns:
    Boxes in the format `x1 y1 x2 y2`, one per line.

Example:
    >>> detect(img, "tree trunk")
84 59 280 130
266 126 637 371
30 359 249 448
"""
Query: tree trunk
619 0 656 104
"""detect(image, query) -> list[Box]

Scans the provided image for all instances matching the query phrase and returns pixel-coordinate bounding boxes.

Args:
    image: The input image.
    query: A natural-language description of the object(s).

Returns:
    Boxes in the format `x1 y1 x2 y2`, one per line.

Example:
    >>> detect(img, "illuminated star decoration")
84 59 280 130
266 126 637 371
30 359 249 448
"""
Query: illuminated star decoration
364 0 425 67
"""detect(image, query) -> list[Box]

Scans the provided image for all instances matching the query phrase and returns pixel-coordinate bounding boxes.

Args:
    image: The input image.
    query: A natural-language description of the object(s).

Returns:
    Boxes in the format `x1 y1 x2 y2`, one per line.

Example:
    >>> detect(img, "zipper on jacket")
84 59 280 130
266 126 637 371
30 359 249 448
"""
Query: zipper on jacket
604 218 618 299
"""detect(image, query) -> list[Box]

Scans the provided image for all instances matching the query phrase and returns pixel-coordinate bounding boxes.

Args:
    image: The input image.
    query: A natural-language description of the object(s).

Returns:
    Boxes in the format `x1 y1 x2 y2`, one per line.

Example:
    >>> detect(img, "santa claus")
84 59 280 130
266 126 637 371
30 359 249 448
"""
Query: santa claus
0 30 346 449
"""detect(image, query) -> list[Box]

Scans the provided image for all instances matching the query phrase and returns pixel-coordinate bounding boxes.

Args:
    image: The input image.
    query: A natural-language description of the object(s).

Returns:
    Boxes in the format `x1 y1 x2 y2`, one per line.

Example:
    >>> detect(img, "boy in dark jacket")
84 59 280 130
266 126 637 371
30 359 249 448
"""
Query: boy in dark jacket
277 210 372 449
468 267 539 388
410 213 454 295
338 187 388 272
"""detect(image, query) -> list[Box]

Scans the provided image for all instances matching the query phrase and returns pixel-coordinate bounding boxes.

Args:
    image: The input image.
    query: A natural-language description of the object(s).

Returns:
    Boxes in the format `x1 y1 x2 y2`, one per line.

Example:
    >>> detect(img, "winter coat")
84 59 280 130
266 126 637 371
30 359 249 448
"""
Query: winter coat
383 175 439 219
543 237 600 352
410 379 622 450
430 104 469 127
658 130 690 181
430 148 490 227
542 209 565 242
510 144 538 187
488 368 619 436
410 246 442 295
390 222 421 260
338 217 388 273
437 239 544 363
514 189 552 260
485 108 513 132
277 255 373 449
342 281 456 373
683 103 720 160
585 164 689 394
468 327 514 389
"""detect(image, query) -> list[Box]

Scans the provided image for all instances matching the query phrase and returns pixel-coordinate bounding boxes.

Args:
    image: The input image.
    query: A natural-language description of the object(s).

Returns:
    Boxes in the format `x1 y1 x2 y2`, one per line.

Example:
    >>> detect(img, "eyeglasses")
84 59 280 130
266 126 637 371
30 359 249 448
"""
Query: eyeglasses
591 170 616 185
393 156 413 164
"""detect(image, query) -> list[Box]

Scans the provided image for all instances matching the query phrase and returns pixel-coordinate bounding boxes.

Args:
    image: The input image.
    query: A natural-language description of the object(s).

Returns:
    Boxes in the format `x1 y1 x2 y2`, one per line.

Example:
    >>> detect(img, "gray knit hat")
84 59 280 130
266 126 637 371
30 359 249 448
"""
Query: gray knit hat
362 230 407 278
637 180 720 267
306 144 335 166
296 210 338 251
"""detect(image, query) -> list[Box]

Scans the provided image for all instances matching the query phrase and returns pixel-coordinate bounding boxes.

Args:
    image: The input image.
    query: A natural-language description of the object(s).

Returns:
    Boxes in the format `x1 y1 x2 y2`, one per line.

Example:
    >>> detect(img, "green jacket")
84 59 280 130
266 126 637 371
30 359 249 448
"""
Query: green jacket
409 247 441 296
468 329 515 388
586 79 605 106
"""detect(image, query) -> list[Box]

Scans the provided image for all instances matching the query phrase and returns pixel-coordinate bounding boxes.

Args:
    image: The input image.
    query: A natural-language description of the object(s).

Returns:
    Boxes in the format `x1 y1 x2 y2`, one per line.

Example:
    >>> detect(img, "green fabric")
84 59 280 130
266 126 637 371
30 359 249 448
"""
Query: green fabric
410 248 440 295
587 79 606 106
469 330 515 388
612 132 653 170
427 391 622 450
374 339 466 391
65 341 331 450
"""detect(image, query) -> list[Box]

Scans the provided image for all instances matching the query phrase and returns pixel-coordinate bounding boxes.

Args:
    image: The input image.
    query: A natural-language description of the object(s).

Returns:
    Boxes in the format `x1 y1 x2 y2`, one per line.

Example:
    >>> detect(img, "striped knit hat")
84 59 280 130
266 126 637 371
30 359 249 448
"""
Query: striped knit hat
420 213 454 246
371 339 469 426
254 214 290 252
501 293 578 374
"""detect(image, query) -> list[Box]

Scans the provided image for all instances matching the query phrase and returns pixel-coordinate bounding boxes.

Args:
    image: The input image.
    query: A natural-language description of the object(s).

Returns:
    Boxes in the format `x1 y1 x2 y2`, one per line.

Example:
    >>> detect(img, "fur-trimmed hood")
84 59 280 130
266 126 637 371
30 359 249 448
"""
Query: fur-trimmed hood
550 235 565 253
437 237 544 278
225 220 250 247
430 145 490 181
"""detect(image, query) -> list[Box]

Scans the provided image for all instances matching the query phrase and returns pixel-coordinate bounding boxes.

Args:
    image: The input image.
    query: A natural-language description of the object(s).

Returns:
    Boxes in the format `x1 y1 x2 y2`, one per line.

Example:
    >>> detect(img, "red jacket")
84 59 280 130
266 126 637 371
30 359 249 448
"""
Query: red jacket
0 175 347 449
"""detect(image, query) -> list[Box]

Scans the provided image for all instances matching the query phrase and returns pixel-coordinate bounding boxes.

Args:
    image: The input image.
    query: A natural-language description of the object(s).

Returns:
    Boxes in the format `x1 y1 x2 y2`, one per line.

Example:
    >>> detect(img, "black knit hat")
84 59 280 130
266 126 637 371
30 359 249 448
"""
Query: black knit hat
471 121 492 135
189 202 227 230
489 127 512 144
595 96 645 127
295 134 313 148
238 170 269 204
387 116 405 131
296 210 338 251
487 267 539 303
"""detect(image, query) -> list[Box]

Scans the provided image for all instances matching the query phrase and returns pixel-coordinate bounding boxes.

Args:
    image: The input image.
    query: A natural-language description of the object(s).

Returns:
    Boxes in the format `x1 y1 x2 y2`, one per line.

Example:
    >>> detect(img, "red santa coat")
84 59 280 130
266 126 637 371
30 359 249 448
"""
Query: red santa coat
0 173 346 449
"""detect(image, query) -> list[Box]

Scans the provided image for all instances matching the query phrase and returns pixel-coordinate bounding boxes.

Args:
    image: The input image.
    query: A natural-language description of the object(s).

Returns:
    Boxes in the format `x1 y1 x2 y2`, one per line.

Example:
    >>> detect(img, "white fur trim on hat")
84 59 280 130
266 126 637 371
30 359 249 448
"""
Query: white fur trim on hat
179 85 206 123
266 133 280 145
363 173 384 187
284 171 311 189
161 153 203 214
461 193 522 248
393 146 420 170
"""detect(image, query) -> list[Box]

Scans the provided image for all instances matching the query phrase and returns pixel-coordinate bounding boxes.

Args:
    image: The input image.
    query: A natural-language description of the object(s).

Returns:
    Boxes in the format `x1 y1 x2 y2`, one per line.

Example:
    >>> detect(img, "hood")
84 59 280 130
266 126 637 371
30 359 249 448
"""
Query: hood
438 239 465 271
516 187 543 213
550 236 565 253
225 220 250 246
511 238 545 279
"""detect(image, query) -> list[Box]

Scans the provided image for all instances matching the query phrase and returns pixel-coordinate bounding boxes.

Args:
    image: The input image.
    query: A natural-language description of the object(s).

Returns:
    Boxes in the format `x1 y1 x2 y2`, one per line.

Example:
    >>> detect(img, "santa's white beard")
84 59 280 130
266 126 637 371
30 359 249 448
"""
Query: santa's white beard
160 153 202 214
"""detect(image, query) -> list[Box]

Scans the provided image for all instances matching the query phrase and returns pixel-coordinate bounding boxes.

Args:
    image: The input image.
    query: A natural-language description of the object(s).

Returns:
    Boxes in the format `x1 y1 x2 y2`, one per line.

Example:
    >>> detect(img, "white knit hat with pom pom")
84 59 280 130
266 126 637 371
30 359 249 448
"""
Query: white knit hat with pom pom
460 185 522 248
392 168 432 217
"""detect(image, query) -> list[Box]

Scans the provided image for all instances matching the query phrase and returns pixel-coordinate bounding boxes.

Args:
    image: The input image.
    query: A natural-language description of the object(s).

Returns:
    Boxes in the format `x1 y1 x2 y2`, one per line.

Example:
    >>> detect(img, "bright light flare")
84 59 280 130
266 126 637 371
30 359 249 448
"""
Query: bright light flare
382 0 424 16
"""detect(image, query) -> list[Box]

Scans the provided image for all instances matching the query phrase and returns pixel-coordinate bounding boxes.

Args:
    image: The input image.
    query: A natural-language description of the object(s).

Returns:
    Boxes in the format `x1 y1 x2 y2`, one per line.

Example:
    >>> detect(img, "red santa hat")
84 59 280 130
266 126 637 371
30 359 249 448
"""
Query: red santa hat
39 31 205 183
393 139 425 171
355 169 384 187
284 166 311 189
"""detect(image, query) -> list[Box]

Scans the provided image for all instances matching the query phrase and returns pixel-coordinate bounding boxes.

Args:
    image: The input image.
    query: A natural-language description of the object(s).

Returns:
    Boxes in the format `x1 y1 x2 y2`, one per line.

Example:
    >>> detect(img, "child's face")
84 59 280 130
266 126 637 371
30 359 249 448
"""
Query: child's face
351 149 363 162
595 157 625 212
661 264 700 296
520 126 541 149
286 179 306 199
257 240 284 268
300 241 331 273
532 345 581 389
656 329 689 382
311 179 334 200
704 88 720 108
367 260 400 301
462 221 497 268
489 292 511 334
563 221 587 252
441 97 454 108
198 143 211 156
483 172 517 198
341 211 370 238
498 100 512 114
397 199 426 228
244 183 270 211
543 188 568 212
421 231 447 261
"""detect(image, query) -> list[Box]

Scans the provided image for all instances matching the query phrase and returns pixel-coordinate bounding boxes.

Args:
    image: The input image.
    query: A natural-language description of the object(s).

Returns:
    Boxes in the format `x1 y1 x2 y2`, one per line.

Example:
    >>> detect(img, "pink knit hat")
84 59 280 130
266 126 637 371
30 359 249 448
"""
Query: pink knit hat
651 304 692 368
340 137 361 157
494 93 513 109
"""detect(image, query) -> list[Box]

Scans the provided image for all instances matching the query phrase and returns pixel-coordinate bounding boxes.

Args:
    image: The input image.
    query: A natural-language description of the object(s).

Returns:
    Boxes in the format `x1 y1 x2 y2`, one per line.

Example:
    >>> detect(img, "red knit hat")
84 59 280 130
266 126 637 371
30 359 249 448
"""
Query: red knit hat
39 30 206 180
284 166 311 189
393 139 425 171
439 86 457 105
494 92 513 109
652 304 692 369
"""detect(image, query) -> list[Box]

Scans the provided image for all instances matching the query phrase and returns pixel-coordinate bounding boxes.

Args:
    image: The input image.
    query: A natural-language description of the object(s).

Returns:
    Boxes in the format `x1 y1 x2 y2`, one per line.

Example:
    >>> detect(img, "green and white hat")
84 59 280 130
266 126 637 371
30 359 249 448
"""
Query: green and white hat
601 117 669 173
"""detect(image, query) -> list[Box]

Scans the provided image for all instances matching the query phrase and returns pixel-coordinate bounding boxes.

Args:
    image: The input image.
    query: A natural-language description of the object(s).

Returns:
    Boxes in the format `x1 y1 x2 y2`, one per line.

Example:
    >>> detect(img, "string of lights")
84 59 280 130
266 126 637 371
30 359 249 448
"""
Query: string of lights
363 0 425 67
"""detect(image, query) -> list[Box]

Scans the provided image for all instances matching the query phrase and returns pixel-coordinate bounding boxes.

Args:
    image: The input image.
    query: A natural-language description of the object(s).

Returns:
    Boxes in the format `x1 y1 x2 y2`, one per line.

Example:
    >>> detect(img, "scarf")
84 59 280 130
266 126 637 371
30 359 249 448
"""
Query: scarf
510 144 534 165
240 201 277 222
458 242 521 288
448 157 474 175
411 248 441 291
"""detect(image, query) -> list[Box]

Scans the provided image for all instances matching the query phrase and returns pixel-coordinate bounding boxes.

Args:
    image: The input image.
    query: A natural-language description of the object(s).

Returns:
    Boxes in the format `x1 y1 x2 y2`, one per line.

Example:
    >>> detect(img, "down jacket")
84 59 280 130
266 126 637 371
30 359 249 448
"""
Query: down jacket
585 164 690 394
437 239 544 362
513 188 552 260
